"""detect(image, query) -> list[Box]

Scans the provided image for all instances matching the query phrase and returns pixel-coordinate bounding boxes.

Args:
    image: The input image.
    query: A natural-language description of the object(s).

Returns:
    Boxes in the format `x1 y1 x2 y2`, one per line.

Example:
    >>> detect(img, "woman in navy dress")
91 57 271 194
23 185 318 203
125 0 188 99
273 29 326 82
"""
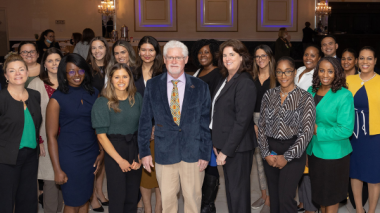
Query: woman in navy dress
46 53 104 213
347 46 379 213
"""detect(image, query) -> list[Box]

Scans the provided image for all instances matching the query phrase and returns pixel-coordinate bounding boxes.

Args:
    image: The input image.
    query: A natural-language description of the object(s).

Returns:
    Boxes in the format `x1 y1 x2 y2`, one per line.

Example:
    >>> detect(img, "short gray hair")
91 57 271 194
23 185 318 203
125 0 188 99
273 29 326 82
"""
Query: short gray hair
163 40 188 57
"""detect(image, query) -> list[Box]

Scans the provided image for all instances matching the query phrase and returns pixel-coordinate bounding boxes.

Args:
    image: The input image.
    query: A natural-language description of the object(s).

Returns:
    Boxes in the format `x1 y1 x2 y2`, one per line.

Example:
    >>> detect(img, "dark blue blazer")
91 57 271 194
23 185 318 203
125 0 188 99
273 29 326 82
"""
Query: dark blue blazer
138 73 212 165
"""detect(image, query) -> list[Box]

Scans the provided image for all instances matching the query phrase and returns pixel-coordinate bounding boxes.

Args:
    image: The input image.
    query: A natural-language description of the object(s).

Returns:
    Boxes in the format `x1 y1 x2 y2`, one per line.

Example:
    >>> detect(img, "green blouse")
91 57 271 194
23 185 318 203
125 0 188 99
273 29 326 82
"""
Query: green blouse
19 107 37 149
91 94 143 135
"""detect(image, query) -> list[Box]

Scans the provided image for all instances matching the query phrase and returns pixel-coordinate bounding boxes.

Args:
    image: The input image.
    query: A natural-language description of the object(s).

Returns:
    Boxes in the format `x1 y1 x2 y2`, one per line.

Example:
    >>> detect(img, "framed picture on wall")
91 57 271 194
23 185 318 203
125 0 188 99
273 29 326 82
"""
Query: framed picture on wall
196 0 238 32
134 0 177 32
256 0 298 32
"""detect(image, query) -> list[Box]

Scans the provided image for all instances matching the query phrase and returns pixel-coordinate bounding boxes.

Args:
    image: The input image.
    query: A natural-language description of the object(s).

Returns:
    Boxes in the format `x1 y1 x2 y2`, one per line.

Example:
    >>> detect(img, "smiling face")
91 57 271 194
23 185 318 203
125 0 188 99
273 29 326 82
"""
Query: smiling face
91 40 106 62
44 53 61 74
321 37 338 57
139 43 156 64
222 46 242 74
4 61 29 86
164 47 188 76
358 49 377 74
303 46 321 70
276 60 295 88
19 44 39 65
114 46 130 65
66 62 85 87
341 51 357 72
318 60 335 87
198 45 213 67
255 48 270 69
111 68 130 92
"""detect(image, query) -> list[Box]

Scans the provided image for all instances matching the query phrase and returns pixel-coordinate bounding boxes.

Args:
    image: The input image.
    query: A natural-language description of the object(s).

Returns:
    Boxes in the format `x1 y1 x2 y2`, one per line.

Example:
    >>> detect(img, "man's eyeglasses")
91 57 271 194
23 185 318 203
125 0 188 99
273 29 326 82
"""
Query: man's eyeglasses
166 56 186 61
275 70 294 77
20 50 37 56
67 69 85 77
255 54 268 60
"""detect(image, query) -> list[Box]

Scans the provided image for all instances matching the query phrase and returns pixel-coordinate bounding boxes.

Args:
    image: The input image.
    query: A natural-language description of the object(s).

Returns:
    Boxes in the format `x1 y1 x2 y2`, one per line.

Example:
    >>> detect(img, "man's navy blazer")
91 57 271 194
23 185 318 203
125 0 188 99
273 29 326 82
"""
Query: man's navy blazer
138 73 212 165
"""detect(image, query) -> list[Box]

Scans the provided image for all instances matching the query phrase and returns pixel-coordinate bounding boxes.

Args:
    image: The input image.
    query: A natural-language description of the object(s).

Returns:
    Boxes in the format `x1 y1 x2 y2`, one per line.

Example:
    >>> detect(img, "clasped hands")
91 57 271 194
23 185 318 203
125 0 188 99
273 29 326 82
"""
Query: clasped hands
265 155 287 169
118 157 142 173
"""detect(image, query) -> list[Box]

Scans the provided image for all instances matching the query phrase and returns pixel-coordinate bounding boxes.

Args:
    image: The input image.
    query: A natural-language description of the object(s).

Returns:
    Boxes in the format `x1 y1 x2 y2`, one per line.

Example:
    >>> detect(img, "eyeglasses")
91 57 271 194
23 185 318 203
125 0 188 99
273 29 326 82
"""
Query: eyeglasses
166 56 186 61
276 70 294 77
66 69 85 77
255 54 268 60
20 50 37 56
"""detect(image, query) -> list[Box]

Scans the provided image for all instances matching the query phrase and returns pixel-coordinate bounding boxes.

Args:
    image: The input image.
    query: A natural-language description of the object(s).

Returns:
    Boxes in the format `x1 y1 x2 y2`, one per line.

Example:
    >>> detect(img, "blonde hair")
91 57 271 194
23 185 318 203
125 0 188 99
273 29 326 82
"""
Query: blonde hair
278 27 287 38
4 54 28 73
101 63 137 112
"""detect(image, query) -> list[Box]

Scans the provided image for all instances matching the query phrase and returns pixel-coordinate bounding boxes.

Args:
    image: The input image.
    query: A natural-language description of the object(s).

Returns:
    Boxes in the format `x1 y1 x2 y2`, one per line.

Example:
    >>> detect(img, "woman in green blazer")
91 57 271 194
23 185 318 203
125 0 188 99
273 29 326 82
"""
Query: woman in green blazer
307 57 355 213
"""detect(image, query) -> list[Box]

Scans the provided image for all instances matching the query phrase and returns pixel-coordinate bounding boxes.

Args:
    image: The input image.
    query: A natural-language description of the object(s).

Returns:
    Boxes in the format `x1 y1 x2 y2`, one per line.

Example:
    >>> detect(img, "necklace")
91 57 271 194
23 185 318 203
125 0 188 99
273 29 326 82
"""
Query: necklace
280 85 295 97
359 73 376 85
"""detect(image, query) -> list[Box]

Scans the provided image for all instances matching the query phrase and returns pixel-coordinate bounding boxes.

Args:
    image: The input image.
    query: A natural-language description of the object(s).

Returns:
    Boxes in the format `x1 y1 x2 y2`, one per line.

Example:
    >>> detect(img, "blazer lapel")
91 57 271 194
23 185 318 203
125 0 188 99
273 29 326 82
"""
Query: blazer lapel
159 73 173 119
214 73 240 103
313 88 332 110
179 74 193 127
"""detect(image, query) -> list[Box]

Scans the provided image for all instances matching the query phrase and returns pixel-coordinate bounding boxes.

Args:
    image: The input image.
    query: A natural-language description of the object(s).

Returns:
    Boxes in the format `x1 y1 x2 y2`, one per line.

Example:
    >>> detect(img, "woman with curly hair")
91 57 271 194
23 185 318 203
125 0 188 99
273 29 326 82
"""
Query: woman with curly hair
190 39 222 213
307 57 354 213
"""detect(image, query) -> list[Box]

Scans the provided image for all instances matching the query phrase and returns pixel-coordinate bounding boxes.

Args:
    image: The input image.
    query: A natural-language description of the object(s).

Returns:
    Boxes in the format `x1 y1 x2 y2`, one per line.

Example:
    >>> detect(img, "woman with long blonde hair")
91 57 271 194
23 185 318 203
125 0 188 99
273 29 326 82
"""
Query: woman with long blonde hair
92 63 142 212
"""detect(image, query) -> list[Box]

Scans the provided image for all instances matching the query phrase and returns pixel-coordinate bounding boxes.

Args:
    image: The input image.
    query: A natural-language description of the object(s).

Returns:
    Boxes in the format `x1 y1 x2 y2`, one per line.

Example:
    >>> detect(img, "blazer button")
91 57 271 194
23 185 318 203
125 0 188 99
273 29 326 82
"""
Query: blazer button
179 129 181 132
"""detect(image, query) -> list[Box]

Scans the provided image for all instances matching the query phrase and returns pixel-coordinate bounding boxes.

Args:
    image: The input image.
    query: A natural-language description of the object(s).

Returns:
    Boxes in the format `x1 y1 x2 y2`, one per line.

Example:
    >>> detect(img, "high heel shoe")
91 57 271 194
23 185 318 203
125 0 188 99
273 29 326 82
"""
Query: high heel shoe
98 198 109 206
92 205 104 212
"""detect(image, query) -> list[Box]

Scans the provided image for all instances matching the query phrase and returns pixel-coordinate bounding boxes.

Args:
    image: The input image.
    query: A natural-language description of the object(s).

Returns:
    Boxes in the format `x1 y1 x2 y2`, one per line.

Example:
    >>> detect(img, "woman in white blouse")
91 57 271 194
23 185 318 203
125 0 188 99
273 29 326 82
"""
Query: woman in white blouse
295 45 321 91
295 44 320 213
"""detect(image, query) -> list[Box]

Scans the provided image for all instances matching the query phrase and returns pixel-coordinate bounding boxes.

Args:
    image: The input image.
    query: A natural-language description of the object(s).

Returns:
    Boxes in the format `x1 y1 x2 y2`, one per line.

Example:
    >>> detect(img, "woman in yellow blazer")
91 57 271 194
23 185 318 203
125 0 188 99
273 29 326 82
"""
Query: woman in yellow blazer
307 57 354 213
347 46 379 213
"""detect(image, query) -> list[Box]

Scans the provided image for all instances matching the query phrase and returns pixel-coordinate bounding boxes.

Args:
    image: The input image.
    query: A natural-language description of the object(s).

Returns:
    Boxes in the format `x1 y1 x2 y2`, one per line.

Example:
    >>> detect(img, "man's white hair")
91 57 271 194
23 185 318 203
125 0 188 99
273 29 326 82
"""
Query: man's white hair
163 40 188 57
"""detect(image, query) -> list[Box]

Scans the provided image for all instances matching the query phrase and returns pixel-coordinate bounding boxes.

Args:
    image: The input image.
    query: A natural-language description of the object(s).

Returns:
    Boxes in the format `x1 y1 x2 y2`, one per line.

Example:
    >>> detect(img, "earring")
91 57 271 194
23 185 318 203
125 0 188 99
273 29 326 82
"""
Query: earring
6 79 9 83
45 67 47 71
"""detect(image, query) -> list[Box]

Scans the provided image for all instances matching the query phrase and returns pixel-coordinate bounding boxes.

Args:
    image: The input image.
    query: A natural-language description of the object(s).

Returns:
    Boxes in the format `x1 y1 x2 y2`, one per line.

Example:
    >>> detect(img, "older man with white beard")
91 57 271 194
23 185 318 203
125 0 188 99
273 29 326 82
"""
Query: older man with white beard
138 40 212 213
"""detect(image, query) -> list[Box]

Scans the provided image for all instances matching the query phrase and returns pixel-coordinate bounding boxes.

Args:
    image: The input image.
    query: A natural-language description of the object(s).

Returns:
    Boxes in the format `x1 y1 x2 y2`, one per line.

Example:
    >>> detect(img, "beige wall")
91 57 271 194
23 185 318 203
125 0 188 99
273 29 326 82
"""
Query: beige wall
2 0 380 42
1 0 102 41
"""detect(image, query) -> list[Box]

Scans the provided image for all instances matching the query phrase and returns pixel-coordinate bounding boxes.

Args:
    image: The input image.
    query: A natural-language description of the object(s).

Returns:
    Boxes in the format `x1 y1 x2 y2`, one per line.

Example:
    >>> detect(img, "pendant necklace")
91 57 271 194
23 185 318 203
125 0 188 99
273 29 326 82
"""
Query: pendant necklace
280 84 295 97
359 73 376 85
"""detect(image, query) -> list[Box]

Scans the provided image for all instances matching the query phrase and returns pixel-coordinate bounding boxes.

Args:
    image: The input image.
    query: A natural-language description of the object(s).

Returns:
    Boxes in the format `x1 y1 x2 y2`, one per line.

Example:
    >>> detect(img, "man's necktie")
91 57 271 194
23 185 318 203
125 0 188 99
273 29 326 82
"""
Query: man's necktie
170 80 180 126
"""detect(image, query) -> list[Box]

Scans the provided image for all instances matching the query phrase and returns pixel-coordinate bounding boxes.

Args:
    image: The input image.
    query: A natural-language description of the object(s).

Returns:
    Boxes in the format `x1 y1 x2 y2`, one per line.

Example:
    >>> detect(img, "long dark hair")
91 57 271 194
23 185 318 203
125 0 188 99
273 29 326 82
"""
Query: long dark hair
191 39 219 68
18 41 39 55
252 45 277 88
111 40 137 68
38 29 55 43
57 53 94 94
39 48 63 86
218 39 253 77
81 28 95 44
312 57 347 93
135 36 163 79
86 36 112 78
102 63 137 112
72 33 82 46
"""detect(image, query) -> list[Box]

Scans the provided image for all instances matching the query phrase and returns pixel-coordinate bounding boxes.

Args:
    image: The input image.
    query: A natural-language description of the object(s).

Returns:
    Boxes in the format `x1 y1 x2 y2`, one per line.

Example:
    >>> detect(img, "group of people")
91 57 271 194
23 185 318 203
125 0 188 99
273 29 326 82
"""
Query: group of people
0 29 379 213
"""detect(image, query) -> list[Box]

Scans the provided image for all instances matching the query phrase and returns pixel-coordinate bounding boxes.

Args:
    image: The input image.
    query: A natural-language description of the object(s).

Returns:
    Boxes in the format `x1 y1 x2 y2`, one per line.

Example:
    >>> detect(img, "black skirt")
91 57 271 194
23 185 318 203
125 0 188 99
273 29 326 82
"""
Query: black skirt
309 154 350 206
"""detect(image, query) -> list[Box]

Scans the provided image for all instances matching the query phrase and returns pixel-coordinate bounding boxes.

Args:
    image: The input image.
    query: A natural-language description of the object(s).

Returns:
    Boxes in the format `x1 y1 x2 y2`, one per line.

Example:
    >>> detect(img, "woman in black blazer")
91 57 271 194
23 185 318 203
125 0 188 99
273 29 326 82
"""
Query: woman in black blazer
134 35 164 213
210 39 257 213
0 55 42 213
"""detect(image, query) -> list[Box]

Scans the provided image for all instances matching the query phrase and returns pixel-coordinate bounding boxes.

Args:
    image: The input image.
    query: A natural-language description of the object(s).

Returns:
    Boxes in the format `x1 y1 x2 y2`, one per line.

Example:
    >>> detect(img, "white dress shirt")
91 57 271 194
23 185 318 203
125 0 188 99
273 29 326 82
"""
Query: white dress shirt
209 79 226 129
294 66 315 91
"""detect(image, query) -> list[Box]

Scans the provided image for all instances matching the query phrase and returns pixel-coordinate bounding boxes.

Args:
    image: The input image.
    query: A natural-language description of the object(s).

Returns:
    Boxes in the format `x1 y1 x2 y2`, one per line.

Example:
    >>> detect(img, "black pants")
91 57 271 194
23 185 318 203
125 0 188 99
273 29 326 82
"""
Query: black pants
263 137 306 213
223 149 254 213
105 136 142 213
0 148 38 213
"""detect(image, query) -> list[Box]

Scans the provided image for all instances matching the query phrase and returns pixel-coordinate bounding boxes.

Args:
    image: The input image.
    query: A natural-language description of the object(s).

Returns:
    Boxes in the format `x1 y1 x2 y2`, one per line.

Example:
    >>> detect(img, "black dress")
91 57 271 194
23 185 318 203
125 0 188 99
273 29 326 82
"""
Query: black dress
93 66 105 93
194 68 222 97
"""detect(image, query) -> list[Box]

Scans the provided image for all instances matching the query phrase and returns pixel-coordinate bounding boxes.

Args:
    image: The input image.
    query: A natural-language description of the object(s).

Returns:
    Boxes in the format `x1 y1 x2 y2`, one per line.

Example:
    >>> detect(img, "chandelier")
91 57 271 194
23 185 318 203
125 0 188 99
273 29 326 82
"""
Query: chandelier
98 0 115 16
315 0 331 17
